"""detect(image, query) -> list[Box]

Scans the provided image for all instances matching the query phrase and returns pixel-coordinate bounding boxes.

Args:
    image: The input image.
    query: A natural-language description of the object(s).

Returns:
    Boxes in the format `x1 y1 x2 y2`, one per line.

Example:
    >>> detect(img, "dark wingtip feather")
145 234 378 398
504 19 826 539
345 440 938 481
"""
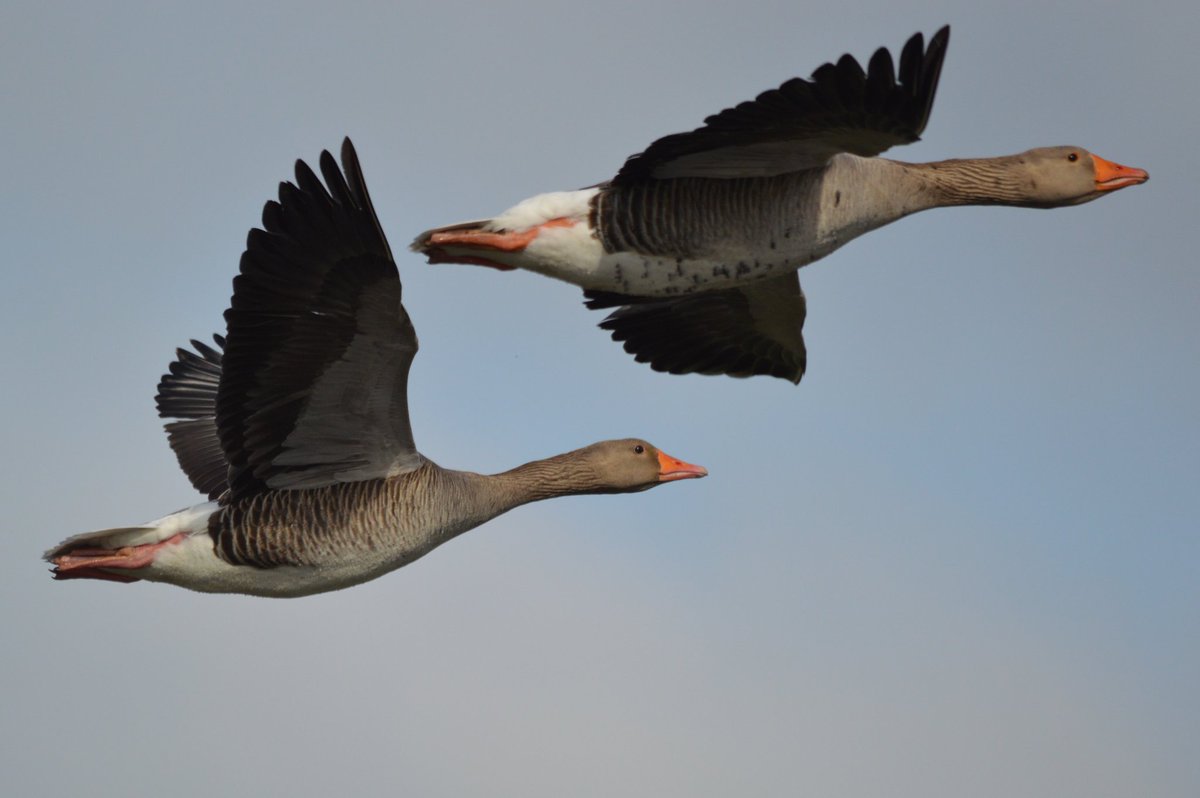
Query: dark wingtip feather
898 30 925 88
155 334 229 498
340 138 365 194
293 157 326 197
319 148 352 207
335 138 393 262
156 334 225 420
341 137 358 168
613 27 952 183
915 26 951 134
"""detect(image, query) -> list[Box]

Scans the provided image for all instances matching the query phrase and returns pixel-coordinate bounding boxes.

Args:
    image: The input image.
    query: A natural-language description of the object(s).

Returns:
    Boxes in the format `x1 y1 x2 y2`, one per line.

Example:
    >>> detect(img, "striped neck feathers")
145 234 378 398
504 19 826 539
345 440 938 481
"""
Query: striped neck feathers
897 153 1100 209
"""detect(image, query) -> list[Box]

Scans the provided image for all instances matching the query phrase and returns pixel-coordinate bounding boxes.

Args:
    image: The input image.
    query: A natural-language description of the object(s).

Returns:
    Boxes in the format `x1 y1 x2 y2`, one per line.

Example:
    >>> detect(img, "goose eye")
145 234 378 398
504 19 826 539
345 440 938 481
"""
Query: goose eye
1068 152 1079 162
633 445 645 454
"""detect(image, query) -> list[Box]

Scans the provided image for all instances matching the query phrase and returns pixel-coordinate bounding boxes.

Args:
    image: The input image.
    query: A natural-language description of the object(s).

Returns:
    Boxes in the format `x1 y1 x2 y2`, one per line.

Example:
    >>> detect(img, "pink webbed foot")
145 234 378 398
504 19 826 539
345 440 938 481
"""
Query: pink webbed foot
423 217 576 270
50 533 186 583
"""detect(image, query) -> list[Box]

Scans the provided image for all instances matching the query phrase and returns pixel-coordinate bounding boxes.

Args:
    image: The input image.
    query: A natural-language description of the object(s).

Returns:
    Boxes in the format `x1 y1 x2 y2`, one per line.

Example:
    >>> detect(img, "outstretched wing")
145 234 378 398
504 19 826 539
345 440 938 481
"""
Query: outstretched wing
218 138 422 502
584 273 807 383
613 26 949 183
156 334 229 500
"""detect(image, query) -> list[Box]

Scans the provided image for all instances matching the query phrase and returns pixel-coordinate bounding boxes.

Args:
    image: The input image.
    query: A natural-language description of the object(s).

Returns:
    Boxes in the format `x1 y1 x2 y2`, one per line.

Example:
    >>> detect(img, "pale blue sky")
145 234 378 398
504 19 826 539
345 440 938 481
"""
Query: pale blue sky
2 1 1196 795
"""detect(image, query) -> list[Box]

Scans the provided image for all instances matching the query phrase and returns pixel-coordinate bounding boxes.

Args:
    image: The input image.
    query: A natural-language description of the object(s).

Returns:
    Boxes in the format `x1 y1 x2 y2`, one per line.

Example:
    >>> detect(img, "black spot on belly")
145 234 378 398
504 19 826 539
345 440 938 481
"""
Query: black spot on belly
834 190 841 207
783 229 792 239
769 240 776 250
736 261 751 277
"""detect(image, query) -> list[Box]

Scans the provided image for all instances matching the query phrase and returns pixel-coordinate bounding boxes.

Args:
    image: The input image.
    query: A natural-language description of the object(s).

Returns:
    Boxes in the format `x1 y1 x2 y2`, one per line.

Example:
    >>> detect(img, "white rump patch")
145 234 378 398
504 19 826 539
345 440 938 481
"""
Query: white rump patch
487 188 599 232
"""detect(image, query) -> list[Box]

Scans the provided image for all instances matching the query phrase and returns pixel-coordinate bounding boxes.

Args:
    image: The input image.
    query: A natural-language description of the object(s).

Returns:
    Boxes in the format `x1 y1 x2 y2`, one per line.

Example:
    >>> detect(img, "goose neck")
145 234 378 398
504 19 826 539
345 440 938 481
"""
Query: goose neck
482 452 606 508
901 155 1039 207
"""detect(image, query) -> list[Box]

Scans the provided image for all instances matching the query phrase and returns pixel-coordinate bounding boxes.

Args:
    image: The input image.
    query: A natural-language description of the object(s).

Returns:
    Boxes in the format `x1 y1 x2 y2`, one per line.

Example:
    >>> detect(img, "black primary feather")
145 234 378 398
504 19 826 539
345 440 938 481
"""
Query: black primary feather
156 334 228 499
613 26 950 184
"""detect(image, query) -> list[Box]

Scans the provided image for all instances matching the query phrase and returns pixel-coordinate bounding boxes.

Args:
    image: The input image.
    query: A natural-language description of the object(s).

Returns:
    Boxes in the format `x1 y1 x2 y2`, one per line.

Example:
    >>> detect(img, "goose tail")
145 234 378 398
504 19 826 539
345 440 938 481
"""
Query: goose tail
44 503 217 583
44 526 162 582
410 219 521 271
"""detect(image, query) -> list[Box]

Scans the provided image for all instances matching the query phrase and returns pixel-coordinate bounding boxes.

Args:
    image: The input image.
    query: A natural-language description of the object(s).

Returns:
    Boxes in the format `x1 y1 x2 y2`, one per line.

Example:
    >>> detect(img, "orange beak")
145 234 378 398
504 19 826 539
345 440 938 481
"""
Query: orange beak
657 449 708 482
1093 154 1149 191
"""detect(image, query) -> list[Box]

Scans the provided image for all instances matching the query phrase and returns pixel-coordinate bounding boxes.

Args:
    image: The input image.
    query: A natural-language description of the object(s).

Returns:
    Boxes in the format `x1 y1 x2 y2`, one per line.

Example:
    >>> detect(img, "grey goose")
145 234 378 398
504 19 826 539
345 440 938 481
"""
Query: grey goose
45 140 707 598
413 26 1148 383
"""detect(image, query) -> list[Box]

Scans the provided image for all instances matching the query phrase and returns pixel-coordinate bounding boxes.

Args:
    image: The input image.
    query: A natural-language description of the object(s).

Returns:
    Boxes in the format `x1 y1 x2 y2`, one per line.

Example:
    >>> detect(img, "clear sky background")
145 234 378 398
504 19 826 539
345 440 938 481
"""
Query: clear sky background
2 1 1195 795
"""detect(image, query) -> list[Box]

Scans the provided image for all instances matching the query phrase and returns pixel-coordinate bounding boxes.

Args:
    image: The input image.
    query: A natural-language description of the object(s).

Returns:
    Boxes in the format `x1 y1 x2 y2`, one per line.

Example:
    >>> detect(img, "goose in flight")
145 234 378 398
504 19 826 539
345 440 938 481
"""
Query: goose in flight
413 26 1147 383
45 140 707 598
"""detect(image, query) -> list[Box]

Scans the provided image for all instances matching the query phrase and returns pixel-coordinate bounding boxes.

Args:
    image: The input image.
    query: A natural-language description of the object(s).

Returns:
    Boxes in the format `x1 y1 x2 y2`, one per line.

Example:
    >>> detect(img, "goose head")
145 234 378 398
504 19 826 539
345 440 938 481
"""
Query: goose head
582 438 708 493
1012 146 1148 207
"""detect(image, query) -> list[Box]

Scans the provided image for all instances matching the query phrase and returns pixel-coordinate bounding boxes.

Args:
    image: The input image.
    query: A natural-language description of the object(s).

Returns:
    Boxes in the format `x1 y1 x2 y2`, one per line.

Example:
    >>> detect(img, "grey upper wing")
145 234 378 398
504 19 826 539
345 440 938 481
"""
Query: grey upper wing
584 272 807 383
613 26 949 183
218 139 421 503
155 334 228 500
